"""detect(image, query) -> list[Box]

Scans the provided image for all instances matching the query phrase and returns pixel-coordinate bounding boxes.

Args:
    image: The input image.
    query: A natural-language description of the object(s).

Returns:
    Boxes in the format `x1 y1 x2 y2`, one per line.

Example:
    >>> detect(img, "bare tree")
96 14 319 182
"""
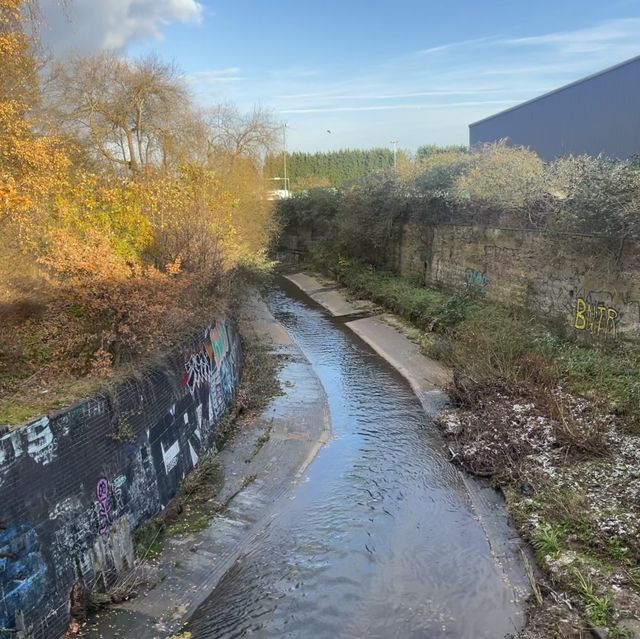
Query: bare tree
204 103 279 170
51 52 191 174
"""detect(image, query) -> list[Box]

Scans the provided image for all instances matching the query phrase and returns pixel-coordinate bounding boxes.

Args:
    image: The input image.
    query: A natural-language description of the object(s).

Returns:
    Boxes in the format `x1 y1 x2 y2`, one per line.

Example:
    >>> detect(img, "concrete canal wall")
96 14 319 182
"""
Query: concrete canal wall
0 318 242 639
398 223 640 340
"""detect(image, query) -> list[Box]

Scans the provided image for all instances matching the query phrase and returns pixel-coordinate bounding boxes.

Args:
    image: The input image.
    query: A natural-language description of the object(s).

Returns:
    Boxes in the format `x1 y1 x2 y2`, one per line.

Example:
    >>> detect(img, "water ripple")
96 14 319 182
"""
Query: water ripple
185 283 518 638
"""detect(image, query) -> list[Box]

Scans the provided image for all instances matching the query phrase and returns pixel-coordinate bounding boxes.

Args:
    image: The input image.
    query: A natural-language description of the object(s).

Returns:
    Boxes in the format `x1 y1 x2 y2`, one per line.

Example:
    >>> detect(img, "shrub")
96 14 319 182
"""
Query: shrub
455 142 548 214
549 155 640 244
335 172 408 267
413 149 474 201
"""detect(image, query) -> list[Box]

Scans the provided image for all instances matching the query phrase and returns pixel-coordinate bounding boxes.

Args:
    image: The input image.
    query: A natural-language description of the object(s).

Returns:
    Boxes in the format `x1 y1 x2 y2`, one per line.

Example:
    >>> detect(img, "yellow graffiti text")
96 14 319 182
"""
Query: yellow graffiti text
574 298 618 338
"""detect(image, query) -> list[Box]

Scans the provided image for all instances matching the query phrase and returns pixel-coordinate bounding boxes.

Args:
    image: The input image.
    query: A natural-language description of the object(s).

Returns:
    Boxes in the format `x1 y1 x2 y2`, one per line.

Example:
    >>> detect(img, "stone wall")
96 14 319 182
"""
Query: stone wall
400 223 640 339
0 318 242 639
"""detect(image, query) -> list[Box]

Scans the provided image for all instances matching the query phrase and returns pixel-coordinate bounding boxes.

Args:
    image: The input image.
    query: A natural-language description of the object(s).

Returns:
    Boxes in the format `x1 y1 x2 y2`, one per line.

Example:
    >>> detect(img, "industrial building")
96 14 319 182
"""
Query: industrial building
469 55 640 161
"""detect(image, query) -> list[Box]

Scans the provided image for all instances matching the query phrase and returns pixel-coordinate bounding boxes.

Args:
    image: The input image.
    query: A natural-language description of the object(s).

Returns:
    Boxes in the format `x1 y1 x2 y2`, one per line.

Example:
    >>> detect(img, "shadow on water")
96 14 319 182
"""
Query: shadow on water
185 280 523 638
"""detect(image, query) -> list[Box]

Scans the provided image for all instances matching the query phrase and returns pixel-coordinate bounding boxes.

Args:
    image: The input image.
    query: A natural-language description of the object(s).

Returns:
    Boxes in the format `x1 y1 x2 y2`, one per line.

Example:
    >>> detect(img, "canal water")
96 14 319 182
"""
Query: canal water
185 281 522 638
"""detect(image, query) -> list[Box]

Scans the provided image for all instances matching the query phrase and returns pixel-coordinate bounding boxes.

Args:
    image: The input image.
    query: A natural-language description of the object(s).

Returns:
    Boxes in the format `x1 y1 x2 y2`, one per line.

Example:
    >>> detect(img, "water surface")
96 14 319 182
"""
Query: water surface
185 281 520 638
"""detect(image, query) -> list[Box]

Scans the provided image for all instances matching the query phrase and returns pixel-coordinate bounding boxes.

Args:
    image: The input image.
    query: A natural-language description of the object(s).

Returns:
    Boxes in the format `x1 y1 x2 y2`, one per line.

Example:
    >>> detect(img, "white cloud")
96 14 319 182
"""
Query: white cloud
182 15 640 150
280 100 515 114
39 0 203 54
415 37 491 56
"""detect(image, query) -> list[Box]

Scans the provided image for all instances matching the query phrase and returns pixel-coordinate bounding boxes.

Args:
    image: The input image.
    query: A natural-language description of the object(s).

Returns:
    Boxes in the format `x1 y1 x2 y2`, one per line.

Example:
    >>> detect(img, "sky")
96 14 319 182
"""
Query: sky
38 0 640 153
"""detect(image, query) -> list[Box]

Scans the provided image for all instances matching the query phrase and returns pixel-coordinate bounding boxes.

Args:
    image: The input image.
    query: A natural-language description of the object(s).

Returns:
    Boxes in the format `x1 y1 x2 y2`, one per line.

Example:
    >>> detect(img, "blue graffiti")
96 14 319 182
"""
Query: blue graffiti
0 525 48 632
465 268 489 293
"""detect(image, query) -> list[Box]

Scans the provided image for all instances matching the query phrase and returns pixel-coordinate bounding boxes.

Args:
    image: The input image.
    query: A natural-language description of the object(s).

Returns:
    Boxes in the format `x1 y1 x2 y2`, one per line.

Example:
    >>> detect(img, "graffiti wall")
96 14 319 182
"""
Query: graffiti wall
0 318 241 639
398 223 640 340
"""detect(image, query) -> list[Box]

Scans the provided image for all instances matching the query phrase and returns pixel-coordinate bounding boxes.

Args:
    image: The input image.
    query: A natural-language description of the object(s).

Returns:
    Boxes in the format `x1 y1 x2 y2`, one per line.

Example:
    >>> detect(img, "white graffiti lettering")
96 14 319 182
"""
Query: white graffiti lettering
26 417 57 465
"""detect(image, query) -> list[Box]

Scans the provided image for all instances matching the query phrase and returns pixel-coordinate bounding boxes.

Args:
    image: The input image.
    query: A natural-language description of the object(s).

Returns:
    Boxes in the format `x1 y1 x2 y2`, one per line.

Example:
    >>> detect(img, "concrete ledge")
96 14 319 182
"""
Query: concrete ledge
285 273 376 317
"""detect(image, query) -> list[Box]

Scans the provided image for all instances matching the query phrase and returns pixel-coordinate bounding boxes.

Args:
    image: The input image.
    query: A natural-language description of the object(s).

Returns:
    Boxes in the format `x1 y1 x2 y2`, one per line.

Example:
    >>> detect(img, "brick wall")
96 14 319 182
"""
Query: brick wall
400 223 640 339
0 318 242 639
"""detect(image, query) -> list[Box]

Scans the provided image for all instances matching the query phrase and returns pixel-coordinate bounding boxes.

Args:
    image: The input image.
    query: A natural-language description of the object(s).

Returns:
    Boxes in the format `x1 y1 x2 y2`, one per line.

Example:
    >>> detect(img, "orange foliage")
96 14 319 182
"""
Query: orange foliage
0 1 275 421
0 0 69 239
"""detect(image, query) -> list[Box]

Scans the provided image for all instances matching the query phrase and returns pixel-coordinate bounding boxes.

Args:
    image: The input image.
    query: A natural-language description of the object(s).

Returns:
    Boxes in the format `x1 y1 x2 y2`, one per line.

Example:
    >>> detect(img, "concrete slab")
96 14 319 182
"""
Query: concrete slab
346 315 452 399
284 273 376 317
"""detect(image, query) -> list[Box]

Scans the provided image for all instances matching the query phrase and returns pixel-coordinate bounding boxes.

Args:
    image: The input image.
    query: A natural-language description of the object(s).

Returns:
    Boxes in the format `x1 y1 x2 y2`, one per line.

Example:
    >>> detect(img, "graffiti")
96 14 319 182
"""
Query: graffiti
26 417 56 465
182 347 214 394
112 475 127 511
464 268 489 293
161 439 180 474
575 297 619 338
96 478 111 536
0 316 241 636
0 525 48 632
210 323 229 366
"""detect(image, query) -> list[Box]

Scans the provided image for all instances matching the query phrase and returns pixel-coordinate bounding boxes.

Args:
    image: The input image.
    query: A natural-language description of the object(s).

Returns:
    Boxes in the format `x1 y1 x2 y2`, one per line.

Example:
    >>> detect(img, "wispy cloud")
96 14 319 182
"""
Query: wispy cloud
269 67 324 79
499 17 640 54
187 68 245 84
415 37 491 55
189 16 640 151
277 88 515 100
281 100 515 114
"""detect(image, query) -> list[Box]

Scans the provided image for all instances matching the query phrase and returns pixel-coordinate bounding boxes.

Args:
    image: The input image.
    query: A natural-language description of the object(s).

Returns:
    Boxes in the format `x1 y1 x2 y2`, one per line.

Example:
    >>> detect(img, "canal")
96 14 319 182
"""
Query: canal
184 280 523 638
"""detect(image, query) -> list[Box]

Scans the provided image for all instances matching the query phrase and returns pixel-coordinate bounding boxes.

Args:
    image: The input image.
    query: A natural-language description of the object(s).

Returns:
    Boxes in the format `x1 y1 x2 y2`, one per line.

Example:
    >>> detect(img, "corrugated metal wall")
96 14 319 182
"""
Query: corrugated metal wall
469 56 640 161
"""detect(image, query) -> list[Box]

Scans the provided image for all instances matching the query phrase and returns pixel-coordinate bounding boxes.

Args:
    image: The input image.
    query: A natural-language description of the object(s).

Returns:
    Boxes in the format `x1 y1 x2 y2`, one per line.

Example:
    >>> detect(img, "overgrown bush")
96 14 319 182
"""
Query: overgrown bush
549 155 640 244
334 172 410 267
277 143 640 259
454 142 548 214
413 149 474 203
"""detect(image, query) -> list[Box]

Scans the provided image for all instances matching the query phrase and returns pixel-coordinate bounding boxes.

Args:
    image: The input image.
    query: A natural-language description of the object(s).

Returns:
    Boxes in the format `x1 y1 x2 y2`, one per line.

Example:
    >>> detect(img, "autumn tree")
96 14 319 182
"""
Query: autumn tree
0 0 68 233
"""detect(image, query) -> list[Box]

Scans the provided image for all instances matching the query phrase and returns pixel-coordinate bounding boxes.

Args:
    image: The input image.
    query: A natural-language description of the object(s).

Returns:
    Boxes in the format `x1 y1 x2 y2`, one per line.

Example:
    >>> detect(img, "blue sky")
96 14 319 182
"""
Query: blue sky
41 0 640 152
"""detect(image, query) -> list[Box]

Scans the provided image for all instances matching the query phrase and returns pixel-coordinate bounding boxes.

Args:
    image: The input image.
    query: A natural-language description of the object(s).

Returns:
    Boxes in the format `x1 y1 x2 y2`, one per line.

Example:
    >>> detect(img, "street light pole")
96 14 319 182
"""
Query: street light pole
390 140 398 171
283 123 288 193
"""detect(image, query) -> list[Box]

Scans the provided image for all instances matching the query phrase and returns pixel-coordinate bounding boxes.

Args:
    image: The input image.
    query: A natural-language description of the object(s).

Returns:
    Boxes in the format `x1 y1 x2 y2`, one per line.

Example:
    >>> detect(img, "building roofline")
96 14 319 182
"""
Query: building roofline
469 53 640 128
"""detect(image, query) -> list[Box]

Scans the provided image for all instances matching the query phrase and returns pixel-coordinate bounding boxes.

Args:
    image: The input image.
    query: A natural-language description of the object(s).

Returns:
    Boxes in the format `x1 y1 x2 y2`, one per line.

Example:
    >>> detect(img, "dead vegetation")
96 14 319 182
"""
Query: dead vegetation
437 376 640 637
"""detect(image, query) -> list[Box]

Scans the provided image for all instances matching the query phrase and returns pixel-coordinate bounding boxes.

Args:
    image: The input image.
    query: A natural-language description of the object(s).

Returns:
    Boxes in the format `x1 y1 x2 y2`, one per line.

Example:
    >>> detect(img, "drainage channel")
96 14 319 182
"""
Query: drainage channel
183 280 525 638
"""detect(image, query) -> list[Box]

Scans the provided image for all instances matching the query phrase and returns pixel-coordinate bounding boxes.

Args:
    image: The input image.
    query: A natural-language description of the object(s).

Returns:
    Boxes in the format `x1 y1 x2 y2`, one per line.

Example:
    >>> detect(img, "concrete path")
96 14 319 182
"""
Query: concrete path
347 315 452 404
84 295 331 639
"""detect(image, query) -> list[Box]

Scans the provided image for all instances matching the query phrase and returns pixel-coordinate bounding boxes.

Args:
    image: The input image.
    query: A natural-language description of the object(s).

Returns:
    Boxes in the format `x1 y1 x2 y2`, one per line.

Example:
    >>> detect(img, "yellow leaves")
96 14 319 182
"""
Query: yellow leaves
0 0 23 20
39 227 131 281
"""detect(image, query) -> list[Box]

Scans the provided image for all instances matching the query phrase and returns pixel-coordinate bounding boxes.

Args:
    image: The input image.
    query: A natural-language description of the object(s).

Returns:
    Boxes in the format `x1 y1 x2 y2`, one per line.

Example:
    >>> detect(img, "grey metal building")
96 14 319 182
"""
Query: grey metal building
469 55 640 161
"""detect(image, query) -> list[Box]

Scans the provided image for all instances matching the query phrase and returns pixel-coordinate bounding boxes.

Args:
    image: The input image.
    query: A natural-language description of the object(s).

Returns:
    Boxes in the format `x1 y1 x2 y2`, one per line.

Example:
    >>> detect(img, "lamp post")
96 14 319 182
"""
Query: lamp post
390 140 398 171
282 123 289 194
